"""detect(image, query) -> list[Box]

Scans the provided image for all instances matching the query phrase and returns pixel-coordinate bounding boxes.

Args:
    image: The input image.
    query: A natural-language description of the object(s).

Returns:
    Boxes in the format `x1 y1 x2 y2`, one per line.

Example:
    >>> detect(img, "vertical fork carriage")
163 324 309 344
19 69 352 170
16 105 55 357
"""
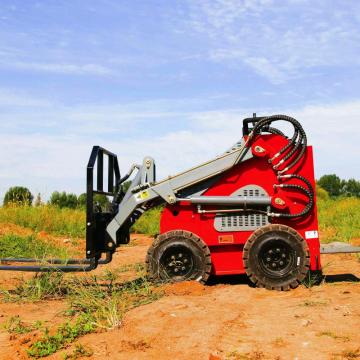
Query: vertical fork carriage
0 146 120 272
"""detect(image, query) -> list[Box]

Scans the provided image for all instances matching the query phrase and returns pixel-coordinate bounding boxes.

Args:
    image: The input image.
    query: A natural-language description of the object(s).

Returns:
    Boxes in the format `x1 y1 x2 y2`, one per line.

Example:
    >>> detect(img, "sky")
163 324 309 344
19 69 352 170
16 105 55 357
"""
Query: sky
1 0 360 202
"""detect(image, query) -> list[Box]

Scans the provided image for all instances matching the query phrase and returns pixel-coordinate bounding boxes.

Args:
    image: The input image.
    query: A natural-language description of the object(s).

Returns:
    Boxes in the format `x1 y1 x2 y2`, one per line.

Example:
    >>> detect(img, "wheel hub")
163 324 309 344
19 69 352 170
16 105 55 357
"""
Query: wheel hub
161 246 194 278
258 239 295 278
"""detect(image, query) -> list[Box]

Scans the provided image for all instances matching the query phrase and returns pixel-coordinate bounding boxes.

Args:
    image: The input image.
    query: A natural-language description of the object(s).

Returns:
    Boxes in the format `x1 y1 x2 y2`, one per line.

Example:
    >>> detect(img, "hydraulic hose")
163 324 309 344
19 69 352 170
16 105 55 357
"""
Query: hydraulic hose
247 114 314 219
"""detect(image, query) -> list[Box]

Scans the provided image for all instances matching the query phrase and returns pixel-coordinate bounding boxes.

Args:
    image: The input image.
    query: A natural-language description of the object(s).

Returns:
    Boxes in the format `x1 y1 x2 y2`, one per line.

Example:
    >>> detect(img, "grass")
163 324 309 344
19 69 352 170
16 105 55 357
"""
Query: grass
300 300 328 307
27 313 96 358
318 196 360 243
0 233 70 259
1 193 358 243
333 348 360 359
132 206 162 236
2 268 163 358
0 204 163 238
1 271 68 302
317 331 350 342
3 316 38 334
0 205 86 238
63 344 93 359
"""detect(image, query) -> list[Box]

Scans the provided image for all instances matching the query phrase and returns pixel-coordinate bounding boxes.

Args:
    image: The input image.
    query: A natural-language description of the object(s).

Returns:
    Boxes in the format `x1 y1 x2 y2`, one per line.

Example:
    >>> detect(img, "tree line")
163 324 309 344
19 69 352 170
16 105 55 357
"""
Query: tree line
2 176 359 208
3 187 110 208
317 174 360 197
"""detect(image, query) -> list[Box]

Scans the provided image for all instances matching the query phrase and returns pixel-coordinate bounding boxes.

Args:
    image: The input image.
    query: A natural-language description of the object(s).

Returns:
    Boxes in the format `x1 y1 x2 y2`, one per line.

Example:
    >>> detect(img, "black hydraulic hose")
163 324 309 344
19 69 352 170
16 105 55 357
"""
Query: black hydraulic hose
246 115 314 219
273 184 313 219
274 131 304 171
248 114 307 174
274 128 299 158
275 174 314 218
279 136 307 174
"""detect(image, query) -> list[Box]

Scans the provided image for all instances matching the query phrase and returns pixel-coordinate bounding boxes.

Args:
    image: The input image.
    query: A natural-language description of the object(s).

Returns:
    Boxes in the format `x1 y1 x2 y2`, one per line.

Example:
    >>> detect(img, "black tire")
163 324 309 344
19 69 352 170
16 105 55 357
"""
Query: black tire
146 230 212 284
243 224 310 291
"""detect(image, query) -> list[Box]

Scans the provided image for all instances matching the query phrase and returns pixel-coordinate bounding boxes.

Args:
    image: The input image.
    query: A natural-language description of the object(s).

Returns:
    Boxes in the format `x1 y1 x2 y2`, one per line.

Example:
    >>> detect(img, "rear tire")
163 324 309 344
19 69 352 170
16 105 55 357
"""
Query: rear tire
146 230 212 284
243 224 310 291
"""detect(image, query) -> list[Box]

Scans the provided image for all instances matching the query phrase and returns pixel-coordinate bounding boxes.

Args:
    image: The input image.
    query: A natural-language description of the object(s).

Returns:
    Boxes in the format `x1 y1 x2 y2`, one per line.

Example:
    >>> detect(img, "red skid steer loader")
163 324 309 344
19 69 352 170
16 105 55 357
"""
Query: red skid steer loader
1 114 359 290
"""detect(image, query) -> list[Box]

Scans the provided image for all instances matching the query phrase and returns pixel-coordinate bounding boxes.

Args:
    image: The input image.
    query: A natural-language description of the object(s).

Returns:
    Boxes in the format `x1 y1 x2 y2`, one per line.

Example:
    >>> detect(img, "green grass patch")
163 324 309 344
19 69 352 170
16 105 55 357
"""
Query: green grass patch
27 313 95 358
63 343 93 359
0 233 69 259
0 205 85 238
2 270 163 358
1 195 359 243
3 316 37 334
131 206 162 236
318 196 360 243
1 271 68 302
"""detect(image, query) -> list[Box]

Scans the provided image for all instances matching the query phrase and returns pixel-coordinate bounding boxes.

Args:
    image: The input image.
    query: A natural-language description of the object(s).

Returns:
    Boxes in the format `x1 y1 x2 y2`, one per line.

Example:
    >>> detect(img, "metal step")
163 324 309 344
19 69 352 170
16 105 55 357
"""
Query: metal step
320 242 360 254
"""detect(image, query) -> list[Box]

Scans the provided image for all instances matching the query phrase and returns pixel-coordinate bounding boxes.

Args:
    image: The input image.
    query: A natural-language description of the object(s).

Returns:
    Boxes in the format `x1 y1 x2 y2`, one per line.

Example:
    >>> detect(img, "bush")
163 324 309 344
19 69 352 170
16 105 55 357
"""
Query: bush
3 186 33 206
316 185 330 201
49 191 78 209
341 178 360 197
318 174 341 197
77 193 110 210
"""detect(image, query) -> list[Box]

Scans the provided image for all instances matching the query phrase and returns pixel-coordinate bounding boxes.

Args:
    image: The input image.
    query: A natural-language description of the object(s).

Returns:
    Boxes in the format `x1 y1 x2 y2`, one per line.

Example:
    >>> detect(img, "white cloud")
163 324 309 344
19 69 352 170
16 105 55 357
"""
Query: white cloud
0 88 52 107
0 61 113 76
186 0 360 83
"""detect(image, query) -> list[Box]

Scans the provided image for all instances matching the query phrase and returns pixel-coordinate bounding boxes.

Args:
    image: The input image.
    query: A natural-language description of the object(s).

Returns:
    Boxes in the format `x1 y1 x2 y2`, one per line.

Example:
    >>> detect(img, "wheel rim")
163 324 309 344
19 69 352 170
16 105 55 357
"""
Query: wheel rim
258 239 295 278
160 245 194 279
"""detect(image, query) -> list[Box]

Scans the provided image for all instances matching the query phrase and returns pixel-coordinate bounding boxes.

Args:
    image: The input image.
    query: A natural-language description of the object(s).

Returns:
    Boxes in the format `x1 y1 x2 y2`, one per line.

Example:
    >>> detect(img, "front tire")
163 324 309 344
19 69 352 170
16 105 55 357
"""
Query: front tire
146 230 212 284
243 224 310 291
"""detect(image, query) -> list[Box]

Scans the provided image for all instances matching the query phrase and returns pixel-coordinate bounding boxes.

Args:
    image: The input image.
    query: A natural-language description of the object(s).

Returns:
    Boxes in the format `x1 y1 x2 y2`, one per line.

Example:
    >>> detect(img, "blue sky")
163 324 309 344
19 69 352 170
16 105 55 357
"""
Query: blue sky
1 0 360 201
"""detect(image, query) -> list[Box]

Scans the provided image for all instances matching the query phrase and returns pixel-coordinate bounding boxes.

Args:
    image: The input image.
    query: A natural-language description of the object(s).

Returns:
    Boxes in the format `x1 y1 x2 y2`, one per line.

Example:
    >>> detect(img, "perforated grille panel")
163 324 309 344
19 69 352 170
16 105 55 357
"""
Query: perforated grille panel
214 185 269 232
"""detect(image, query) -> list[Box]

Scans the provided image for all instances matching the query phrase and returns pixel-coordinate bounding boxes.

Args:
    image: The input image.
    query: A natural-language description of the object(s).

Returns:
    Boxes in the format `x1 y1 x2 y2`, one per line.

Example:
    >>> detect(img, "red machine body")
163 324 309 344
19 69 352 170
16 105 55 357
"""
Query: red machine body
160 133 321 276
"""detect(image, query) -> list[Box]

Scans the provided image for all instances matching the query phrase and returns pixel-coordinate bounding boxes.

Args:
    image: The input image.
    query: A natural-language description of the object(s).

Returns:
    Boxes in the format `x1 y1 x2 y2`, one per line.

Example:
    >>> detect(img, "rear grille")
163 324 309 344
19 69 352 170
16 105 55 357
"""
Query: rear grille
214 185 269 232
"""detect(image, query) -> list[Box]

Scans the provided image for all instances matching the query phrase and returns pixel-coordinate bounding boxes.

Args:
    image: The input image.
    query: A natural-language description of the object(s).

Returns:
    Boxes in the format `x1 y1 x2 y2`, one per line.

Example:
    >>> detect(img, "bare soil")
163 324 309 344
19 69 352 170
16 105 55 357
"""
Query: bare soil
0 234 359 360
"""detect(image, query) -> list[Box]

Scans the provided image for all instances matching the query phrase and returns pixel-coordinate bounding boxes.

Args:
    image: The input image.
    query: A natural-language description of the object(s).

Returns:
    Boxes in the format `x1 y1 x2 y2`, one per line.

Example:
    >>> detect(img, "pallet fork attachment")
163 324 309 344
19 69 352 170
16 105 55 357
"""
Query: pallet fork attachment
0 146 119 272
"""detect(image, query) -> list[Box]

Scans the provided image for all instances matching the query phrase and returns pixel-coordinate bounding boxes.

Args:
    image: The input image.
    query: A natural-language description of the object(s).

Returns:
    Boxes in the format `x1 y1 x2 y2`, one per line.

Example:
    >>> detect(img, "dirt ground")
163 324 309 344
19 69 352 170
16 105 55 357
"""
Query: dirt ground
0 234 359 360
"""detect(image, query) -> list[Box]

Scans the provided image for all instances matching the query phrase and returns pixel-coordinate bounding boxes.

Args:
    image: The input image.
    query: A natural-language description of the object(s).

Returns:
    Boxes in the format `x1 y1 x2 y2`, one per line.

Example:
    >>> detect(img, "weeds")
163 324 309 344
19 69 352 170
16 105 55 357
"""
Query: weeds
27 313 95 358
1 271 67 302
4 316 34 334
0 205 85 238
302 271 324 288
132 206 162 235
68 275 162 329
317 331 350 342
333 348 360 359
226 350 265 360
300 300 328 307
318 196 360 243
2 270 162 358
63 343 93 359
0 233 69 259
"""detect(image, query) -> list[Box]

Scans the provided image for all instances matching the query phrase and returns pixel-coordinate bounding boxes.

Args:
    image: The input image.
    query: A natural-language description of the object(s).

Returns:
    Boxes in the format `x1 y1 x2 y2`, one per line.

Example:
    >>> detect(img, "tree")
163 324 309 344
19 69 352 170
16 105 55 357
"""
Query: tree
3 186 33 206
317 174 342 197
341 178 360 198
49 191 78 209
77 193 110 210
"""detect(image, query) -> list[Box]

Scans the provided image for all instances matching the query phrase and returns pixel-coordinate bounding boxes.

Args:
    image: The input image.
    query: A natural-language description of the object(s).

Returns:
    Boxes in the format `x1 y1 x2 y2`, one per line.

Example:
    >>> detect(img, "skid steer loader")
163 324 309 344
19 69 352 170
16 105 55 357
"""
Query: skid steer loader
1 114 359 290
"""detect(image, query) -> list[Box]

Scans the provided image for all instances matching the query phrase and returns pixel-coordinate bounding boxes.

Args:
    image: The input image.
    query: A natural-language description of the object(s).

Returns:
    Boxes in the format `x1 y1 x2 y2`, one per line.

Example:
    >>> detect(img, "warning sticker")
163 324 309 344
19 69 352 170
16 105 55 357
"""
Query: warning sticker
218 235 234 244
305 230 319 239
135 190 150 202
